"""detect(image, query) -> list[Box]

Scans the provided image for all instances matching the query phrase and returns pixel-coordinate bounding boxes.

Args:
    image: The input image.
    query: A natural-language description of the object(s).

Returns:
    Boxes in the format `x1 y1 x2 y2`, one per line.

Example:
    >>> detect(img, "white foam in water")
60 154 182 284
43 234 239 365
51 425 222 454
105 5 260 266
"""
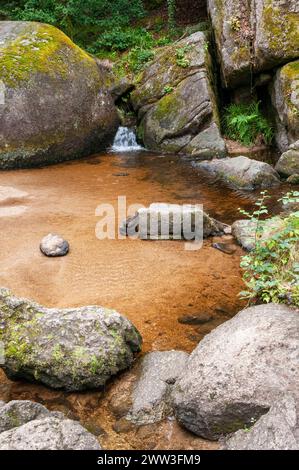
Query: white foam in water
111 126 143 152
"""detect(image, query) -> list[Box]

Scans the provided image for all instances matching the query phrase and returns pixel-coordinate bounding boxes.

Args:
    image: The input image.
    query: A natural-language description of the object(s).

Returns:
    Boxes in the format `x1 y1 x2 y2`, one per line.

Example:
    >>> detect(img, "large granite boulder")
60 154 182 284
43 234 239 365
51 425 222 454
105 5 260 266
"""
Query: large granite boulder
0 288 142 391
0 400 100 449
271 61 299 152
131 32 226 158
0 21 119 169
195 156 280 190
172 303 299 440
222 395 299 450
208 1 299 88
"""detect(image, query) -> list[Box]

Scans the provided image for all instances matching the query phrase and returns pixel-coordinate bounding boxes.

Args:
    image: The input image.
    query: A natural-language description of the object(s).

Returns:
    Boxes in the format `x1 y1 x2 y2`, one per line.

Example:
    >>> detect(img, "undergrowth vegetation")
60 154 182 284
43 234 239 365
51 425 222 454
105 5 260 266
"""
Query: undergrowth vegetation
223 101 274 146
239 191 299 307
1 1 210 74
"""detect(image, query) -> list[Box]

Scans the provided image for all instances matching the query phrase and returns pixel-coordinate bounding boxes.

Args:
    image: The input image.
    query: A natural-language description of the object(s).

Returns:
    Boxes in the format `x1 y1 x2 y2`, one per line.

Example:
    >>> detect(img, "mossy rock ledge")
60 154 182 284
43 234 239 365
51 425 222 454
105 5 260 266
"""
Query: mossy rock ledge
131 32 226 159
208 0 299 88
0 21 119 169
0 288 142 391
271 60 299 152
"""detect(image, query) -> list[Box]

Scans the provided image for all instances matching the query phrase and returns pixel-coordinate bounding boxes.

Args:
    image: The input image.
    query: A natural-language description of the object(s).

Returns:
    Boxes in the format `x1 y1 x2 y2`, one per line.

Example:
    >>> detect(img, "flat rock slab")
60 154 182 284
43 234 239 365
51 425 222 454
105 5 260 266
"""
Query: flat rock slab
0 400 100 450
127 351 189 425
0 288 142 391
40 233 70 257
172 303 299 440
196 156 280 190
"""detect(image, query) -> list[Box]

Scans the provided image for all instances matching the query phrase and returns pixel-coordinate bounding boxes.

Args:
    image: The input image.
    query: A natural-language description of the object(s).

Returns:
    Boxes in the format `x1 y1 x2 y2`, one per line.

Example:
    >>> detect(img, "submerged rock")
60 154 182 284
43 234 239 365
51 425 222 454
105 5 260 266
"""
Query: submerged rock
208 0 299 88
195 156 280 190
120 203 230 240
40 233 69 257
172 303 299 440
131 32 226 158
271 61 299 152
0 21 119 169
127 351 188 425
222 395 299 450
0 288 142 391
0 400 101 449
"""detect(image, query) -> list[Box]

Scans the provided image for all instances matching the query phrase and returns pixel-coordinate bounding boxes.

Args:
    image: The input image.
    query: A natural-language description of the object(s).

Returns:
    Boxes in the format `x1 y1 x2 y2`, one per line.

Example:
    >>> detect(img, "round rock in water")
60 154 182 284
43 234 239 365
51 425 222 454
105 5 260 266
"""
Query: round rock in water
40 233 69 257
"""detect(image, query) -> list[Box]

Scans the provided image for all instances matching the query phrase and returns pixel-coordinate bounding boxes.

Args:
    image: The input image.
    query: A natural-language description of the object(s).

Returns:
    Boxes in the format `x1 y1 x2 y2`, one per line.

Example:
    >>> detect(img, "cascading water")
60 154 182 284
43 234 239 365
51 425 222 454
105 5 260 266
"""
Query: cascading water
111 126 143 152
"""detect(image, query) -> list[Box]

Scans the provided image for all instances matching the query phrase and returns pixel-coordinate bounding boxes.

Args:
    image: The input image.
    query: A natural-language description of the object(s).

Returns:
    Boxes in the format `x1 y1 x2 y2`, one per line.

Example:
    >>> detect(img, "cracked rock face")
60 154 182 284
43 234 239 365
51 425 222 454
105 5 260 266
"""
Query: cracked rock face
131 32 226 159
208 0 299 88
0 400 101 449
195 156 280 190
222 395 299 450
0 288 142 391
172 303 299 440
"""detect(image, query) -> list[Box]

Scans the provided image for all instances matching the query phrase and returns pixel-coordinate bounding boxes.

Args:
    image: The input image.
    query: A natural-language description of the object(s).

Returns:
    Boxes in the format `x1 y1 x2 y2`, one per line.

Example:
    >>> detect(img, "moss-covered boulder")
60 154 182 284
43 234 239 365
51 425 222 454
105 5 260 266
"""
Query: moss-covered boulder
271 61 299 152
208 0 299 88
131 32 226 158
0 288 142 391
0 21 119 169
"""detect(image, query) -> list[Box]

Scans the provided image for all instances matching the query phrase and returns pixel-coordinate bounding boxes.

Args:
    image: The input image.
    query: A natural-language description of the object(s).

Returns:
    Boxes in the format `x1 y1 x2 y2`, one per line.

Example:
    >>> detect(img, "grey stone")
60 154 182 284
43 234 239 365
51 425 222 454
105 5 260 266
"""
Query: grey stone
131 33 226 158
208 1 299 88
275 150 299 178
0 288 142 391
271 61 299 152
222 395 299 450
0 400 100 450
120 203 230 240
172 303 299 440
40 233 69 257
127 351 189 425
0 21 119 169
196 156 280 190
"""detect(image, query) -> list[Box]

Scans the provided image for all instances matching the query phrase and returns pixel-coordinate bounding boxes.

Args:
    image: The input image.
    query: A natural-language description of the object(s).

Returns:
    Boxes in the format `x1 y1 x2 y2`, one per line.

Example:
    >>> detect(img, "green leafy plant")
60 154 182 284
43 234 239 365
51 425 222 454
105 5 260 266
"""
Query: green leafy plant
239 191 299 307
163 85 174 94
2 0 145 53
175 45 192 68
223 101 274 146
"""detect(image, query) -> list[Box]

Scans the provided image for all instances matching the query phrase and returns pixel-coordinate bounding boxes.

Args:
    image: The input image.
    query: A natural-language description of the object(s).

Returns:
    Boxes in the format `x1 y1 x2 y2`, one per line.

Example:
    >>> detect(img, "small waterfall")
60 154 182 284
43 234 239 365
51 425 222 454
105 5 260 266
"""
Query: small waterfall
111 126 143 152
